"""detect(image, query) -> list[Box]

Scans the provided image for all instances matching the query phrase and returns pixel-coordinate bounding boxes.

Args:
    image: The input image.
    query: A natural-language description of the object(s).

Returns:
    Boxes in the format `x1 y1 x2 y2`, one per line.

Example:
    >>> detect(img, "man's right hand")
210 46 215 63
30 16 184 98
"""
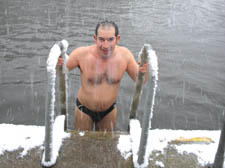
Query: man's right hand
57 57 64 66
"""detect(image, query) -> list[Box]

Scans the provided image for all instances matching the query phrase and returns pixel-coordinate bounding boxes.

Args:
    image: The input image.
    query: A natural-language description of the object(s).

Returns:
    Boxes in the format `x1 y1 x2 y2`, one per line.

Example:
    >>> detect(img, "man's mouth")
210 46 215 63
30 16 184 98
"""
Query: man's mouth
102 49 109 54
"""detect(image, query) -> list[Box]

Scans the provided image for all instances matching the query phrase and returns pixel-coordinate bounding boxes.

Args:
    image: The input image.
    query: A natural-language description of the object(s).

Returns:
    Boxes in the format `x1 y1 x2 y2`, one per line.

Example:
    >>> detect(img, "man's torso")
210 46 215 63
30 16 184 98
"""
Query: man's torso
77 45 129 112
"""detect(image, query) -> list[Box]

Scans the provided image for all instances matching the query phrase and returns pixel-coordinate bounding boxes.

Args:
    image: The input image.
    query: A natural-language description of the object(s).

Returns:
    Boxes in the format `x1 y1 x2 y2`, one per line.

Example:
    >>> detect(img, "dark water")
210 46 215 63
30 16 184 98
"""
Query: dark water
0 0 225 131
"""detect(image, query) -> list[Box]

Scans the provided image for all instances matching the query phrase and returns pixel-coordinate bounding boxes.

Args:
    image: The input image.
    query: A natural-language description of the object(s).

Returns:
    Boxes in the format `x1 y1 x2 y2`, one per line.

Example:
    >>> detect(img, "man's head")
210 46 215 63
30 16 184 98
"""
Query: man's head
95 20 119 37
94 21 120 58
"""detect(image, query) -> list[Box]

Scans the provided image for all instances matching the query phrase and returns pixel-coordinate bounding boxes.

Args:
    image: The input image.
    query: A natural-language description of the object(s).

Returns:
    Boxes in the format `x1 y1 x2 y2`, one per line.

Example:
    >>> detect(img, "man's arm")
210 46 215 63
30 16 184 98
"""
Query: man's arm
126 49 149 82
66 48 80 71
126 49 139 81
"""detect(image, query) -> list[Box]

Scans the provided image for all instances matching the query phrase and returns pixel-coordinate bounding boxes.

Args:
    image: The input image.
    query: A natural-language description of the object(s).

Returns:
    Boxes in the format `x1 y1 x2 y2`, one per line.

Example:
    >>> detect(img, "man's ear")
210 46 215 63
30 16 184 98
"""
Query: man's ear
93 35 97 43
116 35 120 44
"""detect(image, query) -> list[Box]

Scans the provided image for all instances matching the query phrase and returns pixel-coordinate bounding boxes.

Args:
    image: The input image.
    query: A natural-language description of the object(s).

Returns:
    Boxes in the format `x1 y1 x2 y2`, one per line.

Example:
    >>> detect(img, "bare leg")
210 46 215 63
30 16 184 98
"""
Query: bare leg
74 106 93 131
97 107 117 131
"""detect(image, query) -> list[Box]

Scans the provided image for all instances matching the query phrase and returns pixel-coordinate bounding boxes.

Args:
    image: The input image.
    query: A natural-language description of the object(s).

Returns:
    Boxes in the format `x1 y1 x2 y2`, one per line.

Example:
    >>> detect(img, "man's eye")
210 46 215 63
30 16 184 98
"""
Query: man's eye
99 38 104 42
108 38 114 42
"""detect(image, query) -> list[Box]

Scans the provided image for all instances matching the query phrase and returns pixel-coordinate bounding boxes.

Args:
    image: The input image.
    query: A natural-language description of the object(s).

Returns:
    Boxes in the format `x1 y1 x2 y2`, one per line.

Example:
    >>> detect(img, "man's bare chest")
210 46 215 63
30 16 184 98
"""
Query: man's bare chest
80 59 126 85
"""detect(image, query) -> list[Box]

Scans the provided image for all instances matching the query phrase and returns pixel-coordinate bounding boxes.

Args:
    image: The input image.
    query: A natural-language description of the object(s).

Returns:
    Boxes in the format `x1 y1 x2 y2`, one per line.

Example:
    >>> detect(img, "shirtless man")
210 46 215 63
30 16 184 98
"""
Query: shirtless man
59 21 148 131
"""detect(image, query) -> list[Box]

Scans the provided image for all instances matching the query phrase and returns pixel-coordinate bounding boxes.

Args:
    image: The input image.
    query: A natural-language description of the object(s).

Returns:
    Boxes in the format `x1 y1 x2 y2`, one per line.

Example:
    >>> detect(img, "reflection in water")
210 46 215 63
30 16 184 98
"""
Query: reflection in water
0 0 225 130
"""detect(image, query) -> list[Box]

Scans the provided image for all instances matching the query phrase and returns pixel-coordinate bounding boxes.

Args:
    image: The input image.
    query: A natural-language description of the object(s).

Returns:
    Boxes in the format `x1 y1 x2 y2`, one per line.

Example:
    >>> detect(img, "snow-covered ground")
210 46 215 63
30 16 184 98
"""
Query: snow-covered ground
0 120 221 167
0 123 45 157
118 119 221 168
0 115 70 167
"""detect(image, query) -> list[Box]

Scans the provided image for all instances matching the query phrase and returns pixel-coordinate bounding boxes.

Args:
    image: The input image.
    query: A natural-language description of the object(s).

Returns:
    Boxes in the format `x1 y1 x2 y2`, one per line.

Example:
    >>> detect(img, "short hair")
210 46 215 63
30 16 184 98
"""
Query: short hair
95 20 119 37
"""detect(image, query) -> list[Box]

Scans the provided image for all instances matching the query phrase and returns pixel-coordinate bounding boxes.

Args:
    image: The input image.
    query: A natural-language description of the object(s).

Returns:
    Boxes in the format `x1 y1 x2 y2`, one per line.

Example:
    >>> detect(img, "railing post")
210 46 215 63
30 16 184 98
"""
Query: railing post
44 68 55 162
137 71 157 166
213 112 225 168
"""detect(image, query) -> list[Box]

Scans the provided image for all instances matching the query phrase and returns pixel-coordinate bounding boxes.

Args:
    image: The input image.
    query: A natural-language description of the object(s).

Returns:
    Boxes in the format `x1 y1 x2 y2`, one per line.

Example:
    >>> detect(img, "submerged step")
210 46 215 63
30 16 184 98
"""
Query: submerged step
0 130 133 168
53 131 133 168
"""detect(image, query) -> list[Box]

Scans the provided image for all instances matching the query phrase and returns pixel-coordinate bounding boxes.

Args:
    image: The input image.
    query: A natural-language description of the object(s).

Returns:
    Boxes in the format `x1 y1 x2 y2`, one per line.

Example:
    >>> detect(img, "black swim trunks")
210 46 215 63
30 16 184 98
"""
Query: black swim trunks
76 98 116 123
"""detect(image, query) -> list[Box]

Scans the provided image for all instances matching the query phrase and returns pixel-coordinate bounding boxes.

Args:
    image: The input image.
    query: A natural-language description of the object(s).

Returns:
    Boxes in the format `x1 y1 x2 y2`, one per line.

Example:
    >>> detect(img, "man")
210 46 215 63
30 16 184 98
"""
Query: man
59 21 148 131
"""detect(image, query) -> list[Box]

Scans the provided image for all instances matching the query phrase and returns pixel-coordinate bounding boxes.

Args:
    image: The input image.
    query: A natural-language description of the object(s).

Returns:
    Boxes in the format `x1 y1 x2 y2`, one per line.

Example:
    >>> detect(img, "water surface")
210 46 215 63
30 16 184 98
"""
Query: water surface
0 0 225 130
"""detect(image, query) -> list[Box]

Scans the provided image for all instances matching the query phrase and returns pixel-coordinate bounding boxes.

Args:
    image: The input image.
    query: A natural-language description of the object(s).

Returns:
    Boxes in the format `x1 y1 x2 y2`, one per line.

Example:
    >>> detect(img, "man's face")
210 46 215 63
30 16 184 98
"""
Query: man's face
94 26 120 58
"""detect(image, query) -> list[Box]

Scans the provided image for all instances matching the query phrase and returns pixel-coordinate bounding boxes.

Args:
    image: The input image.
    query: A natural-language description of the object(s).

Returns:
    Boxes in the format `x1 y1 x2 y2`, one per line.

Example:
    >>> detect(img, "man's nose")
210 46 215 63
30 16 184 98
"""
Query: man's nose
103 40 109 48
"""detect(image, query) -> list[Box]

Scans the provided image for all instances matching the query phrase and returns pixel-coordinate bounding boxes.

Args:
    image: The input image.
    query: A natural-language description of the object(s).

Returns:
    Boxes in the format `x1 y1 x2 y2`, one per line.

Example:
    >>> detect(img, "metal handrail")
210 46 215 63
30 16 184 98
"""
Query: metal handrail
43 40 69 166
128 45 150 122
128 44 158 167
213 113 225 168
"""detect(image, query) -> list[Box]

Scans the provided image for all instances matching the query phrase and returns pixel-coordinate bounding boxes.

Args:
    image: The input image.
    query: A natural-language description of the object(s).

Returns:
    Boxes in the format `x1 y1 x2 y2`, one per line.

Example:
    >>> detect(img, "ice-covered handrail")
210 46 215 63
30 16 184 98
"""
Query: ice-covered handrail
136 44 158 167
42 40 69 167
46 40 69 72
56 40 69 131
128 44 158 121
128 44 158 168
213 113 225 168
129 44 150 122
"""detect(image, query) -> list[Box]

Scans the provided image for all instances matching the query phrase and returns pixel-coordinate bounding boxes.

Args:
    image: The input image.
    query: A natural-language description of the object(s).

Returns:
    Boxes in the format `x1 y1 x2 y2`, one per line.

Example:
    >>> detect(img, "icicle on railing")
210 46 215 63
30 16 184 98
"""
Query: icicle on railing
42 40 70 167
213 111 225 168
137 45 158 167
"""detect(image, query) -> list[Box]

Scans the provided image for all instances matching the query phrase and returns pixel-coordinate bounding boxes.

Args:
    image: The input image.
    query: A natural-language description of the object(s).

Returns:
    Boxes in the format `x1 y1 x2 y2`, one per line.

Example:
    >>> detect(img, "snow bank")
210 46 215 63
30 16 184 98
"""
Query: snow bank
0 116 70 165
0 124 45 156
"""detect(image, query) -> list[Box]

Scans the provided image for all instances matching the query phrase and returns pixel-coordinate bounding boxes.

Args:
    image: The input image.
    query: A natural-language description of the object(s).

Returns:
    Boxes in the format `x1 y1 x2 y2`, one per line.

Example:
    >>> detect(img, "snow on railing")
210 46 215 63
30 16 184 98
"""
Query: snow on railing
42 40 70 167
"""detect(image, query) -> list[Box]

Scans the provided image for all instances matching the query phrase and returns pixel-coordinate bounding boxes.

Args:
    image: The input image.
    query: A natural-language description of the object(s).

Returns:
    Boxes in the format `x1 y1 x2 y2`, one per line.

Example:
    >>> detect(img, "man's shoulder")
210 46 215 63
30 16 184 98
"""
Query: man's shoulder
116 46 134 58
74 46 90 54
117 46 129 52
70 45 93 58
